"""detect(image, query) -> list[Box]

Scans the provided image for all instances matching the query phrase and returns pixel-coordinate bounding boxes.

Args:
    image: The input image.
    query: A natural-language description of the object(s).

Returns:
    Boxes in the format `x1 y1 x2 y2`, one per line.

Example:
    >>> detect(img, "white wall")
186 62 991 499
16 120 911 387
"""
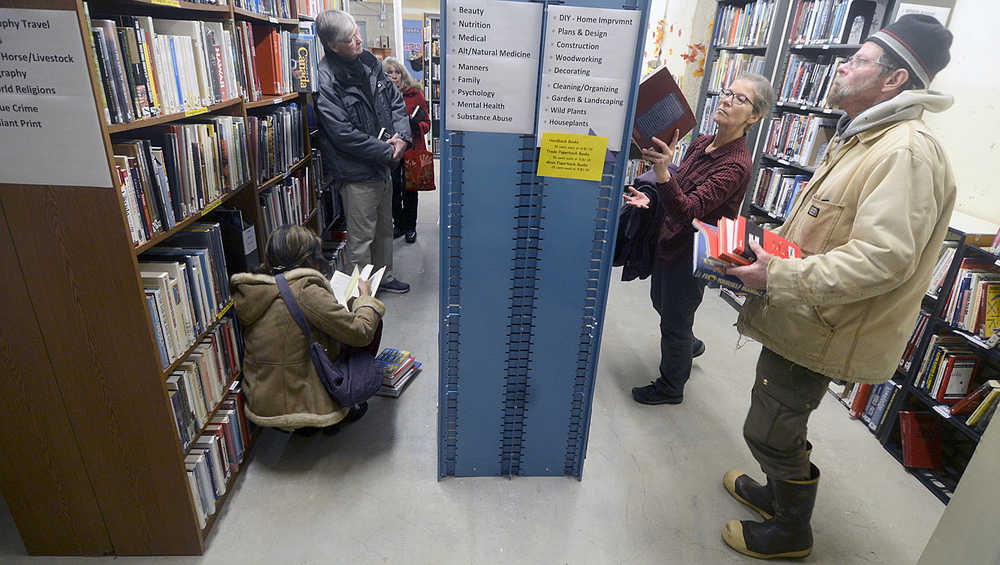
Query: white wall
922 0 1000 225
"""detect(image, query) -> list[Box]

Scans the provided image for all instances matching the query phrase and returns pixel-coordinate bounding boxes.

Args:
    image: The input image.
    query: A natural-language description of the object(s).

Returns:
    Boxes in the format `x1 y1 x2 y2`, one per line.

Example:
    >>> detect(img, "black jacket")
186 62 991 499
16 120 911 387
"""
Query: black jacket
614 173 661 281
316 50 411 183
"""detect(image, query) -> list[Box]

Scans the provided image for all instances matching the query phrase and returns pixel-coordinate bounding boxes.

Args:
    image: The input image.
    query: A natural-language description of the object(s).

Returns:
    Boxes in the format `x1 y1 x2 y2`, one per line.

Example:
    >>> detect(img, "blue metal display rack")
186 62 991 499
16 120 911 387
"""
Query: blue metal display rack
438 0 651 479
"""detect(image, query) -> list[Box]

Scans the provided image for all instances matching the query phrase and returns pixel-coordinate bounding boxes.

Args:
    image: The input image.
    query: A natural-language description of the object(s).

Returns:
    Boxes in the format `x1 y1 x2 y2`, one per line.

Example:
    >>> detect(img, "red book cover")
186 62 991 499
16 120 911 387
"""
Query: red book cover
718 218 753 266
899 411 942 469
848 383 872 419
252 26 282 95
733 215 802 261
629 66 696 158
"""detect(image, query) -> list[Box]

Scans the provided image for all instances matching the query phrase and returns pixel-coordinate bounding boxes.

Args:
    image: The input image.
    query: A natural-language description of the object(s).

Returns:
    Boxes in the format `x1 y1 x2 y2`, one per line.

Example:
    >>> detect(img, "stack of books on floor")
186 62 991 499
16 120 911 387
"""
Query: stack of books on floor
375 348 421 397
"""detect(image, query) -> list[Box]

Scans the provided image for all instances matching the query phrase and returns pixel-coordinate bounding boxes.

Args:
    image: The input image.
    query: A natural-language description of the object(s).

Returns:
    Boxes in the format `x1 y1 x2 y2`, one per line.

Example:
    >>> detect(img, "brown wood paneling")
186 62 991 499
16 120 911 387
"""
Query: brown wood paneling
0 203 113 556
0 185 202 555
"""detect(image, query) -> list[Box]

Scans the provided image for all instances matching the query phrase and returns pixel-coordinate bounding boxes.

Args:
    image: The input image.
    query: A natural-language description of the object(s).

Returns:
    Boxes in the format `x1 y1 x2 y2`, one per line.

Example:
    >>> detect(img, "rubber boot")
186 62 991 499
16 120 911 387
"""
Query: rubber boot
723 442 811 520
722 463 819 560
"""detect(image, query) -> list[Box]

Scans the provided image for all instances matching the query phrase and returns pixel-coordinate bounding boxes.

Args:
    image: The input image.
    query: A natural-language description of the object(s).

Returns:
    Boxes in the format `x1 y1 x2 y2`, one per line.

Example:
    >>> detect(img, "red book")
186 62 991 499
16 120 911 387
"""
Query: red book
252 26 283 95
718 218 753 266
899 411 942 469
848 383 872 419
629 66 696 158
951 380 1000 415
732 215 802 262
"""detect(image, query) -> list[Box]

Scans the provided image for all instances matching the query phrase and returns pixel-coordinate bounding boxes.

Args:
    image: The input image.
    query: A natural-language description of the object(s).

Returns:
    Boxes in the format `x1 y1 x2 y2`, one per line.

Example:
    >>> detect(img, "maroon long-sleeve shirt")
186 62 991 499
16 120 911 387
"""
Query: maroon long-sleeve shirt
650 134 752 266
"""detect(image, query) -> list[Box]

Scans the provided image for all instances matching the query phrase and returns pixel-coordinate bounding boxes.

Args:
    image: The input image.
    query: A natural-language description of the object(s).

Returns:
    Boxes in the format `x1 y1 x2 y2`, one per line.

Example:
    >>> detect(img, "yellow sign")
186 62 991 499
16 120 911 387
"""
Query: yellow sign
536 133 608 182
152 0 181 6
184 107 208 117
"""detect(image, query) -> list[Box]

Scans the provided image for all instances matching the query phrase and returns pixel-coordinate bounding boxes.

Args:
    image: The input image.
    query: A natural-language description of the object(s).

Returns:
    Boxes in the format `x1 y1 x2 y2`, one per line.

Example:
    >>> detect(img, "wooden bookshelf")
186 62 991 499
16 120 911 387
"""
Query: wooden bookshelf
0 0 313 555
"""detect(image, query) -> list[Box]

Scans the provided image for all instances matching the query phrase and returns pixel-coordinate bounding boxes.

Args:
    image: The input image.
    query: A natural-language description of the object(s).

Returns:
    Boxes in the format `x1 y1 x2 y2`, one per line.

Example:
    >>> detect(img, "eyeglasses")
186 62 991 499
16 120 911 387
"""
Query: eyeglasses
719 88 751 106
843 55 893 70
339 29 362 45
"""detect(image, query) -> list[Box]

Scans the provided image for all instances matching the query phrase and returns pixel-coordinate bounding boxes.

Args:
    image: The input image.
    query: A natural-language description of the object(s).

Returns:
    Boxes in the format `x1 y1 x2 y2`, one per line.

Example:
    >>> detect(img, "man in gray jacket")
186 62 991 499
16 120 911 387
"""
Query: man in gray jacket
316 10 411 294
724 15 955 560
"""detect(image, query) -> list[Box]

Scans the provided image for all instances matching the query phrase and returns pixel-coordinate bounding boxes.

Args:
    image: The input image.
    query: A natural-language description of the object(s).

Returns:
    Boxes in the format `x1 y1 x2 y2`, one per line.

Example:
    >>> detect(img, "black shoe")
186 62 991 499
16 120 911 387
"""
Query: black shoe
693 337 706 358
723 464 820 560
393 227 405 239
345 401 368 423
405 231 416 243
380 278 410 294
631 382 683 405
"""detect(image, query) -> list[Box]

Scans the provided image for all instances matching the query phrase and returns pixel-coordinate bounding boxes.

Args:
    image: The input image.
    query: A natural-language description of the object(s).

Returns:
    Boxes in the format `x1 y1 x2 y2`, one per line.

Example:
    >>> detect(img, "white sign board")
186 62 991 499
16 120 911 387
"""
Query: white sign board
896 3 951 25
0 9 112 188
445 1 543 134
537 6 641 148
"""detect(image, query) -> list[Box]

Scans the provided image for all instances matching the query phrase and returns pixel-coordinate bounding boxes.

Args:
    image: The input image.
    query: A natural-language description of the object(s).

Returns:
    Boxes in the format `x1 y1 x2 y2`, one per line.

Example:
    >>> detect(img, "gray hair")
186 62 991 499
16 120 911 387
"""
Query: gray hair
734 72 775 121
316 9 356 49
382 57 420 91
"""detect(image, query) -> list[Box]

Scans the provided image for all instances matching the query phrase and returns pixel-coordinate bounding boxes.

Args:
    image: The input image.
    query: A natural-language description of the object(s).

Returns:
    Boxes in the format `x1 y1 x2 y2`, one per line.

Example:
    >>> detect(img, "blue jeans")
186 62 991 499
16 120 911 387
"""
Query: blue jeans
649 257 705 399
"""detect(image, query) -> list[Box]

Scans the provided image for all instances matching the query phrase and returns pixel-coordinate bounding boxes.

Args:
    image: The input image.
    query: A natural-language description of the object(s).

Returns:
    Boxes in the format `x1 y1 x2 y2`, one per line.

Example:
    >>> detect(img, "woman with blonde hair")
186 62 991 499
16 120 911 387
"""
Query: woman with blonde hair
383 57 431 243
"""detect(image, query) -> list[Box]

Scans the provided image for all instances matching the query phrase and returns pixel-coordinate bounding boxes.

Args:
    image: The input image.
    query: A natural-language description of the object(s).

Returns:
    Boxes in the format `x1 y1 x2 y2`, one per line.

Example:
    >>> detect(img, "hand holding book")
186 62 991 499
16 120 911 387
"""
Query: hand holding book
725 240 771 290
640 131 680 183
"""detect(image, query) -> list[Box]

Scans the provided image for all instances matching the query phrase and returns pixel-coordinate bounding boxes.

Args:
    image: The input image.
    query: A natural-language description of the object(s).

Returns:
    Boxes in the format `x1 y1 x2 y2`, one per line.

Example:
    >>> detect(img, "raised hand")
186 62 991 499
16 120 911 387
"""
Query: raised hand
623 185 650 209
640 130 680 183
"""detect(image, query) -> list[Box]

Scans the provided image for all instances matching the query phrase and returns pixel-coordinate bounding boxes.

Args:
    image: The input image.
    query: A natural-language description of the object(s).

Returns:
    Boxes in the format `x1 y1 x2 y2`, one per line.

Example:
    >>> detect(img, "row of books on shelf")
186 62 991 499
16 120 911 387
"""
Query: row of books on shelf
296 0 342 19
713 0 777 48
139 223 234 368
941 258 1000 336
751 167 808 222
778 54 846 109
707 52 765 91
430 38 441 57
254 102 307 181
691 216 800 296
788 0 876 46
951 380 1000 430
85 9 315 125
183 384 252 529
830 380 900 432
926 241 958 299
375 348 422 397
235 0 293 19
115 117 251 246
167 316 242 451
762 113 837 169
260 175 313 236
913 335 980 404
699 95 720 136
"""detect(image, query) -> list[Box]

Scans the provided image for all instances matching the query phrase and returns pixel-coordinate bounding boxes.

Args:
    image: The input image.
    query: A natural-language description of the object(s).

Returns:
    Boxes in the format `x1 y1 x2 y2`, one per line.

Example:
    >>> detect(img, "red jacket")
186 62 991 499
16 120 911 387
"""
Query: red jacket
402 87 430 152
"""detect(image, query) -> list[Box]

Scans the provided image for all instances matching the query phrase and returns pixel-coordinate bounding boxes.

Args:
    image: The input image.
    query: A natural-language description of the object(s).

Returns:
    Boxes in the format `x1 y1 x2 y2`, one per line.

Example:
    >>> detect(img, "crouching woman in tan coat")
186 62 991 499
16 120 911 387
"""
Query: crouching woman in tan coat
231 225 385 435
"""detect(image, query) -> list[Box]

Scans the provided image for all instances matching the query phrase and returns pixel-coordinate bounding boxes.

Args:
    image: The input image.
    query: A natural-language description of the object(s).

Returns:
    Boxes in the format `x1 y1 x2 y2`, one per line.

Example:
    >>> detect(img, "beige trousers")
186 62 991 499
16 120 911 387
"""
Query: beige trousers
341 179 394 281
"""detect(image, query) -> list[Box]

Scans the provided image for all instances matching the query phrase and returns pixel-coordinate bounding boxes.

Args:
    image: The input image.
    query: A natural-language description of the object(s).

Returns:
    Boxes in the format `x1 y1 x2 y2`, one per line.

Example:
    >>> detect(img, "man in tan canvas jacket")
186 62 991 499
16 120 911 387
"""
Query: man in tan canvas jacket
720 15 956 560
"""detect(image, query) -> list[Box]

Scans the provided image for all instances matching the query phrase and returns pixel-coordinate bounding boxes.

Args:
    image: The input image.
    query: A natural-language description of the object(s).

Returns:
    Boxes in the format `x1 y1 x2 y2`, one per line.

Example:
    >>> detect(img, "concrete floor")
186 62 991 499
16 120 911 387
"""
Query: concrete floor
0 190 944 564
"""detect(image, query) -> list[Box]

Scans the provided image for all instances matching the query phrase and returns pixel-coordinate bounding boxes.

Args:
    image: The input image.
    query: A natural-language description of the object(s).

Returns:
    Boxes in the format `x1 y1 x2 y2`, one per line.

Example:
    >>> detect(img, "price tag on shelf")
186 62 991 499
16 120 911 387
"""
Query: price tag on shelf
201 198 223 216
185 107 208 117
268 16 278 23
152 0 181 6
933 405 951 419
274 97 283 105
801 105 807 110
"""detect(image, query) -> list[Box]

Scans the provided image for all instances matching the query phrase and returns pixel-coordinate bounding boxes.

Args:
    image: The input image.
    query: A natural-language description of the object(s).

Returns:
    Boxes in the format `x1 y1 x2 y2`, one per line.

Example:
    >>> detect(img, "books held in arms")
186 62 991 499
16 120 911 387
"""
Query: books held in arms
692 216 801 296
374 348 422 397
629 67 696 159
330 264 387 305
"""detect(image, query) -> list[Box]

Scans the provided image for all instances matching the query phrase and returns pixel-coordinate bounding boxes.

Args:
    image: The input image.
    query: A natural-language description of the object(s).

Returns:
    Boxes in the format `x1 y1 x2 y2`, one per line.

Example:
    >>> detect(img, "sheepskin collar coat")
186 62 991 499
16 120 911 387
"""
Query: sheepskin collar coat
231 268 385 429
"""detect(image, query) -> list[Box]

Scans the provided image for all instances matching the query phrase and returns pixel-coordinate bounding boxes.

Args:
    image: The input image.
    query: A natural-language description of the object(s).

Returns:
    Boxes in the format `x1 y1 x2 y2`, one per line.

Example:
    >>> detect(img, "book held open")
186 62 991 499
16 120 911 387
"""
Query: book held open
330 264 386 305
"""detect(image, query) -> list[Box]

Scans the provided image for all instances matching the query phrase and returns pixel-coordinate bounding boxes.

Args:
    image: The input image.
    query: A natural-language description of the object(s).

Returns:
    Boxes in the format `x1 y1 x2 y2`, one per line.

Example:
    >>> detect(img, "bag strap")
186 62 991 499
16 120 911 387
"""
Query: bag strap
275 273 314 342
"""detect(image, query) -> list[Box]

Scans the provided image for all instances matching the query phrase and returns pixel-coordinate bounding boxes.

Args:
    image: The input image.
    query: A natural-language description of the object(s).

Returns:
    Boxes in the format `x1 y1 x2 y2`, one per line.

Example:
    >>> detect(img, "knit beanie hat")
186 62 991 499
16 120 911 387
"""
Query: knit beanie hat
868 14 952 88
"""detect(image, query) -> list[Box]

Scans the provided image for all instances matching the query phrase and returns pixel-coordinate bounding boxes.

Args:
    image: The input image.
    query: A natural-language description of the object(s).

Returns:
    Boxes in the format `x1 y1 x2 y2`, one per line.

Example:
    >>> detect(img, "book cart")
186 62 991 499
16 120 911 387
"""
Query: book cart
0 0 317 555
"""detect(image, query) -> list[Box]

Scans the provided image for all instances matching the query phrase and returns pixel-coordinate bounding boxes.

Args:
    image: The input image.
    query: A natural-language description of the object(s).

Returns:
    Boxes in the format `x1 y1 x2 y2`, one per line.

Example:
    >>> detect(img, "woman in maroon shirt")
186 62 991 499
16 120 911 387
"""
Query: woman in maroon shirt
625 73 774 405
384 57 431 244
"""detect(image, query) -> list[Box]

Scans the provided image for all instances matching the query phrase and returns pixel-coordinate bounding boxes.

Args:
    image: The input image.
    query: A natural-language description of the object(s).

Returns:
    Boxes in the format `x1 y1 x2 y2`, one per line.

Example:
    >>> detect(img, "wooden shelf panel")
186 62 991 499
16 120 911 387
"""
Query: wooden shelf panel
107 98 243 135
133 183 251 255
233 6 297 26
257 155 310 193
158 300 235 380
95 0 232 15
244 92 300 109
